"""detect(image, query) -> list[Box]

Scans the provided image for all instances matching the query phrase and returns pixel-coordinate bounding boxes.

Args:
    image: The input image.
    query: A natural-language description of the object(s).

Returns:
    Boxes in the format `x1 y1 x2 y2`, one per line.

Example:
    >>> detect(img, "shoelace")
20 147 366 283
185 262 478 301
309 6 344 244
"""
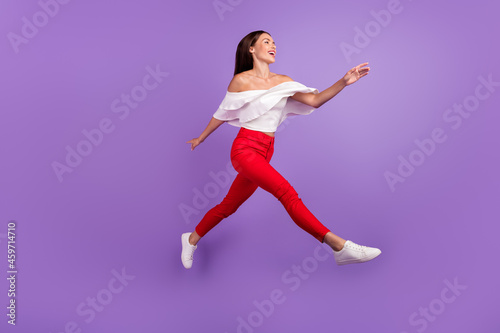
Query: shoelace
182 238 196 260
184 245 196 260
346 242 366 252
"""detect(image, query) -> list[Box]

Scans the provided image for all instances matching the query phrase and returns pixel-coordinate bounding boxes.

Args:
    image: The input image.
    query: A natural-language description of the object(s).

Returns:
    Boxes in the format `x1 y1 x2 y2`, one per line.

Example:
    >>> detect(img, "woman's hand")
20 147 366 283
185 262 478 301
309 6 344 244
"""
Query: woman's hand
343 62 370 86
186 137 203 151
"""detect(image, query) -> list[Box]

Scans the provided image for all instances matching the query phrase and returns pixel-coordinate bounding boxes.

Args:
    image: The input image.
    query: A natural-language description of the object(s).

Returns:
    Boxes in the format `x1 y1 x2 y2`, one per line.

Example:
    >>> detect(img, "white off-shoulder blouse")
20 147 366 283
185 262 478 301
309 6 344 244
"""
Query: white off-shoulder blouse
212 81 319 132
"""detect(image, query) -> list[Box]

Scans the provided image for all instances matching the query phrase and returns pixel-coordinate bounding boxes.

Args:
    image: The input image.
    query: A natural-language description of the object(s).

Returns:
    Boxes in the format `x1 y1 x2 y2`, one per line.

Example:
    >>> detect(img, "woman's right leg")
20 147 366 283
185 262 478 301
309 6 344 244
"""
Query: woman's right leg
229 137 381 265
191 172 258 245
232 147 332 243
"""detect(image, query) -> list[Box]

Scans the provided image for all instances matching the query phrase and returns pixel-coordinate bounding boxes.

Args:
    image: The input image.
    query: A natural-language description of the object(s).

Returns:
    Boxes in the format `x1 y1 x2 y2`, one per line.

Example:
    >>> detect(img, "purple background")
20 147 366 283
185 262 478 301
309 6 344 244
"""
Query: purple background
1 0 499 332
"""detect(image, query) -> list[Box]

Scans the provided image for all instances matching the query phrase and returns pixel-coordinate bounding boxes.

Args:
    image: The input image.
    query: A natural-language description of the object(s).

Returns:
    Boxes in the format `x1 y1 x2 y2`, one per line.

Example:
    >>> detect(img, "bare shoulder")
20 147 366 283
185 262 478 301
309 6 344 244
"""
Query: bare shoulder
277 74 294 83
227 73 248 92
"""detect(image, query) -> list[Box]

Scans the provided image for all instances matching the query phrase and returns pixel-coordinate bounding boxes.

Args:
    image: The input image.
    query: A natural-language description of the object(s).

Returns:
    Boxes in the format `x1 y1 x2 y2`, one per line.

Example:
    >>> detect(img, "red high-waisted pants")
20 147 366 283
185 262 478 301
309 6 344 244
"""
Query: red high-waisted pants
194 127 330 243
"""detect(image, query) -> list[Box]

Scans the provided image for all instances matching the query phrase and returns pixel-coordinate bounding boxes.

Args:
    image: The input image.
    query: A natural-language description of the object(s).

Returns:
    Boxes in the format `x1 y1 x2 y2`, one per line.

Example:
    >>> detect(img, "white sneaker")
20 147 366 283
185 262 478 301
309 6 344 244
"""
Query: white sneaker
181 232 197 269
333 240 381 266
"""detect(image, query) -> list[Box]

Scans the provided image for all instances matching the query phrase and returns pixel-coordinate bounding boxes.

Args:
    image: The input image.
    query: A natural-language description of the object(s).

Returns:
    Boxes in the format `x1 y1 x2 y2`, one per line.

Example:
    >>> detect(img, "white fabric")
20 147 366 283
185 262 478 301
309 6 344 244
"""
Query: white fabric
212 81 319 132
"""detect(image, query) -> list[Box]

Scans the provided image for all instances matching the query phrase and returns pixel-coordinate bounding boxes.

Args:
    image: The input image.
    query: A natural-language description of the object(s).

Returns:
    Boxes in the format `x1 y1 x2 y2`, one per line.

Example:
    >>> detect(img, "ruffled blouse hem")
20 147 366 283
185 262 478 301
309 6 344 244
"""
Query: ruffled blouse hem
212 81 319 125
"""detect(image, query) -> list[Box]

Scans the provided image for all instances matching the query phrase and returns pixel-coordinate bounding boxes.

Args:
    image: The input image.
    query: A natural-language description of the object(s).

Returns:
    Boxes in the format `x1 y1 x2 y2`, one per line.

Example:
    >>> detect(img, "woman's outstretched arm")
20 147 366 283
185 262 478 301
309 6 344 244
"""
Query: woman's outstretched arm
186 117 225 151
290 62 370 108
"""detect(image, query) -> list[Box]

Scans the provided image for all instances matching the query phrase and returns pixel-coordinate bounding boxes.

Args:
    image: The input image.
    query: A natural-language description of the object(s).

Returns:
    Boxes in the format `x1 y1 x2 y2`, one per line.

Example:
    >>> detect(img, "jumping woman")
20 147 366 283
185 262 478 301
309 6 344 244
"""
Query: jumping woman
182 30 381 269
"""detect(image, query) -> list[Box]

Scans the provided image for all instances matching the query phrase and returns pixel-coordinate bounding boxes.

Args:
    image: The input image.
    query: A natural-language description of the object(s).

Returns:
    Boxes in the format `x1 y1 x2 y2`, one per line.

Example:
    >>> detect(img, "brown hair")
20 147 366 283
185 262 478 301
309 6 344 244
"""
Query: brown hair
234 30 271 76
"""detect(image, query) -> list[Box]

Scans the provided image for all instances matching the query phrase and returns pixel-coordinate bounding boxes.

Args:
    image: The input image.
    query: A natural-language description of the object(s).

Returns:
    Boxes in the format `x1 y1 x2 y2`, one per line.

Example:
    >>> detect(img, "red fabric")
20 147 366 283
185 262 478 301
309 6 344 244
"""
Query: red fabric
195 127 330 243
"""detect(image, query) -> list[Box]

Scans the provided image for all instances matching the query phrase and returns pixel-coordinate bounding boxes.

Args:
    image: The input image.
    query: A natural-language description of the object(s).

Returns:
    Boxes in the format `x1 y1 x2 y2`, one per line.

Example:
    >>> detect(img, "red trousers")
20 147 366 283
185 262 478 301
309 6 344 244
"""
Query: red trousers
194 127 330 243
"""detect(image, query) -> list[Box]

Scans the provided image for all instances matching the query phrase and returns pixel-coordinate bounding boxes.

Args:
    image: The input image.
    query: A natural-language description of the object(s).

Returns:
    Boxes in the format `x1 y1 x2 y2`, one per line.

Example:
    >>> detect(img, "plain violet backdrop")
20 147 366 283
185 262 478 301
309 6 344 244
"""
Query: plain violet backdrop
1 0 499 332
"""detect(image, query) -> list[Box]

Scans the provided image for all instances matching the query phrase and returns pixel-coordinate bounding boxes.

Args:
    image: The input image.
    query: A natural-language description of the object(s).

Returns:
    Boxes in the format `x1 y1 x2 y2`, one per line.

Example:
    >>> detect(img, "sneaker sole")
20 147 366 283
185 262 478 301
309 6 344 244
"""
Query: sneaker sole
336 250 382 266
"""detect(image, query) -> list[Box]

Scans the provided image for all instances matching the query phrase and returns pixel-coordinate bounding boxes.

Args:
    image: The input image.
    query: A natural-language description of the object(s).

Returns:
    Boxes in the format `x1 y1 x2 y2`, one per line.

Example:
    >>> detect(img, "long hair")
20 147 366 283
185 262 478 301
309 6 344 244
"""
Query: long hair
234 30 271 76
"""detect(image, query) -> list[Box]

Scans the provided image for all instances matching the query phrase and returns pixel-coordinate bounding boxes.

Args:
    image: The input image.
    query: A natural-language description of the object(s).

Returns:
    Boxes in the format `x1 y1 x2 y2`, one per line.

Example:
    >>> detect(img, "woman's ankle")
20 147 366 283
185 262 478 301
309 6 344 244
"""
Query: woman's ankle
331 239 346 252
324 232 346 251
189 232 200 246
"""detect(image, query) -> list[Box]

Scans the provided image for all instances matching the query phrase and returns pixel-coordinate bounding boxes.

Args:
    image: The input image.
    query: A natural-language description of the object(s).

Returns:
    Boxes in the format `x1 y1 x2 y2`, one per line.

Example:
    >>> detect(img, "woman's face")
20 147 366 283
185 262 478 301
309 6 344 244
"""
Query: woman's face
249 33 276 64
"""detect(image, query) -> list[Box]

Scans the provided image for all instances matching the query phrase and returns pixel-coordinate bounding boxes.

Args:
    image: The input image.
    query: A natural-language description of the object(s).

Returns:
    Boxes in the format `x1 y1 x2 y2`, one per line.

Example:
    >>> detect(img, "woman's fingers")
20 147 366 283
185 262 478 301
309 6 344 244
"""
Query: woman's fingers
186 139 195 150
187 138 200 151
348 62 368 74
